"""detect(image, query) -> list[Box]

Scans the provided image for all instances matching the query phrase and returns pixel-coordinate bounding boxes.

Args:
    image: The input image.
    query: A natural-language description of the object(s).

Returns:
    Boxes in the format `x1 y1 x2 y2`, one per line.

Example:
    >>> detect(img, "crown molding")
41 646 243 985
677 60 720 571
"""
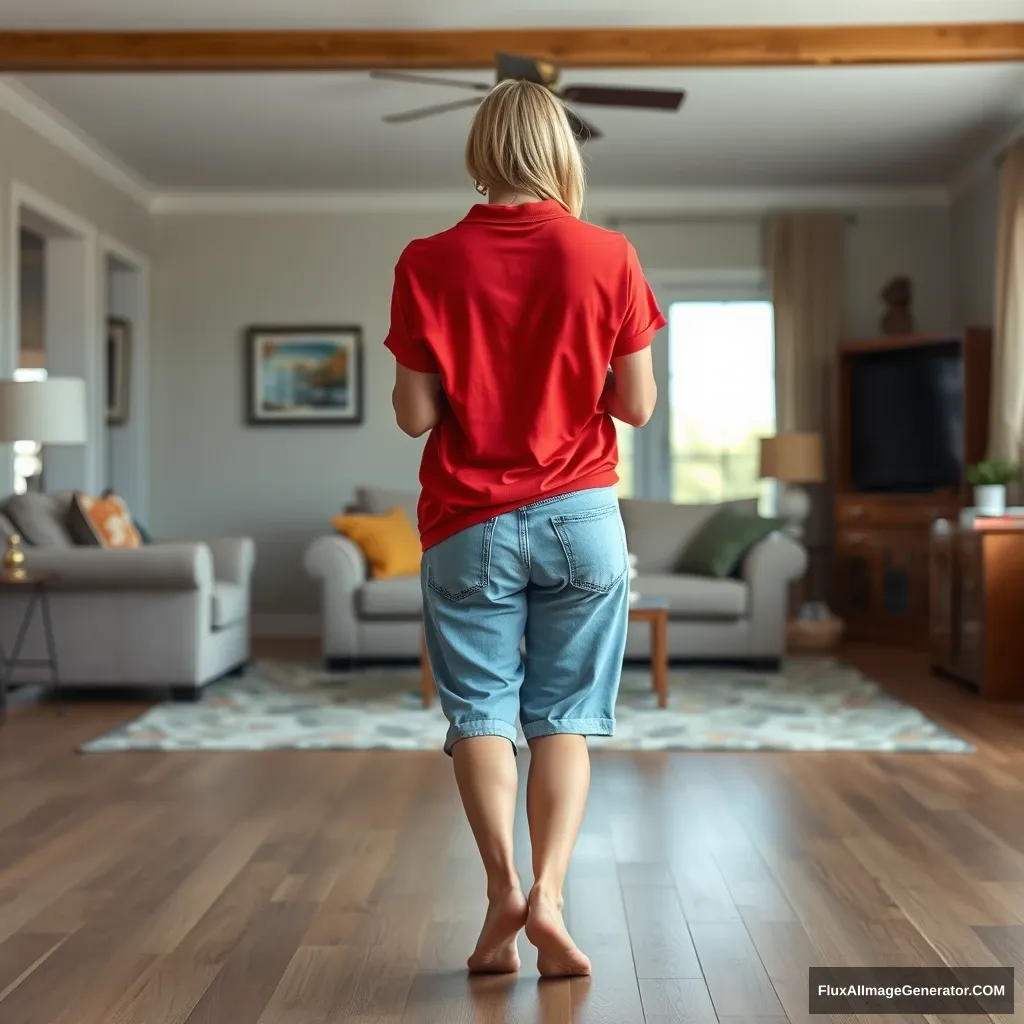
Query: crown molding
948 115 1023 201
0 76 156 210
152 184 949 217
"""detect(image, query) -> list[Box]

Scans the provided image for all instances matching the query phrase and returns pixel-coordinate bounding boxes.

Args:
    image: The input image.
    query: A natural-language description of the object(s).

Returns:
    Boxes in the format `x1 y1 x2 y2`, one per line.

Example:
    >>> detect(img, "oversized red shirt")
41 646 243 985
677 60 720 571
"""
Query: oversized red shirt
385 199 666 551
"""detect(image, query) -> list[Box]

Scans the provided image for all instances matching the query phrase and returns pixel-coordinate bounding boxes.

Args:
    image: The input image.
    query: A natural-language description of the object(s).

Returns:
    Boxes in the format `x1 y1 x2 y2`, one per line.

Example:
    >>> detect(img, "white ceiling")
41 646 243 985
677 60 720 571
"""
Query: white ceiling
12 63 1024 192
0 0 1021 29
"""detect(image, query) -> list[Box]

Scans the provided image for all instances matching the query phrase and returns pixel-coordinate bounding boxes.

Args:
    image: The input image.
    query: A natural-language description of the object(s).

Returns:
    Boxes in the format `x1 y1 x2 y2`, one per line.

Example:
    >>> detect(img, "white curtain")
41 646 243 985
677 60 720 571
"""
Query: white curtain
769 214 845 437
989 139 1024 500
769 213 845 604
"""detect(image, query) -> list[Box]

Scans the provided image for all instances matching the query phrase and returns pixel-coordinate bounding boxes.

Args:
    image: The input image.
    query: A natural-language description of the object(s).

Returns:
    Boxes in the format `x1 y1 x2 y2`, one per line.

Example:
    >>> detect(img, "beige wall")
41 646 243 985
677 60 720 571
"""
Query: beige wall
152 203 954 617
950 170 1000 329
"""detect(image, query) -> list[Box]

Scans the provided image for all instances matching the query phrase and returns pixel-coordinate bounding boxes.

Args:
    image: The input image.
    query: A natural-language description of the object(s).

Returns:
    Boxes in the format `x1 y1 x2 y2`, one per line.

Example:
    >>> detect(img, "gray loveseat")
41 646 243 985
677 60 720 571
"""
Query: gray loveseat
0 492 255 695
306 487 806 670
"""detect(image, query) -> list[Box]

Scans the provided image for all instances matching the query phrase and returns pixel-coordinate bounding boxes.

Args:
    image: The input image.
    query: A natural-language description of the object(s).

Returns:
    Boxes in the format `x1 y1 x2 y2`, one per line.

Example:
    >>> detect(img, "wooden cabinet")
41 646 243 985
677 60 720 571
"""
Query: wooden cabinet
835 510 938 647
930 524 1024 700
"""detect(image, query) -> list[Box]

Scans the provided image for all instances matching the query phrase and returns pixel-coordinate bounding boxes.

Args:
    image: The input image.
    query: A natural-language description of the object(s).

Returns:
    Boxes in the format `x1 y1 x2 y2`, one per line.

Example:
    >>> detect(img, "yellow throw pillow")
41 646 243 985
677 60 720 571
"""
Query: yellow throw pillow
332 506 421 579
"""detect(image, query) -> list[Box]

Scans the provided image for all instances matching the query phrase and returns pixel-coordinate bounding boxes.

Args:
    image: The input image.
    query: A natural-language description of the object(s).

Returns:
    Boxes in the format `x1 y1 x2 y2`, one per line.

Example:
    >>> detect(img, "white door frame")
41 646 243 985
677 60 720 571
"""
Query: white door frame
99 233 151 524
8 181 101 495
638 268 770 501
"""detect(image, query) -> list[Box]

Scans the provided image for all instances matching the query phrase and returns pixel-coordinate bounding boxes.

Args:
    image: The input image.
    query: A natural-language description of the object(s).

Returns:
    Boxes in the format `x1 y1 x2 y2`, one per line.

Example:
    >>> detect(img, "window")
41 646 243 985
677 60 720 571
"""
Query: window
13 367 47 495
668 300 775 504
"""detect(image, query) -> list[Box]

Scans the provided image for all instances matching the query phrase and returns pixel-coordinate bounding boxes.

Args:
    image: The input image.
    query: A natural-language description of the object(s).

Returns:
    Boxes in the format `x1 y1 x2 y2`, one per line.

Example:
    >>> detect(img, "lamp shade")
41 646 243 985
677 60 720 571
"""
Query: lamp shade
0 377 87 444
759 431 824 484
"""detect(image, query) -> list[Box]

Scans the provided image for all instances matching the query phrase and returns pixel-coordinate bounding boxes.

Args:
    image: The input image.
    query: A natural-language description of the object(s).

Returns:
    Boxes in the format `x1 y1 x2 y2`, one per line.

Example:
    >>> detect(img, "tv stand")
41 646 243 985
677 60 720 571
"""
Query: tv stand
833 330 991 648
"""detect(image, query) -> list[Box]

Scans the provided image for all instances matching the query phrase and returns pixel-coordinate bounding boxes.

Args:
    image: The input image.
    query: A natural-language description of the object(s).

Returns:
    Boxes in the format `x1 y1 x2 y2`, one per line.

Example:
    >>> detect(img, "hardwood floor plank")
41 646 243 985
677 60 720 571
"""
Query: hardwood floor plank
621 884 702 979
638 978 718 1024
688 921 785 1019
182 903 317 1024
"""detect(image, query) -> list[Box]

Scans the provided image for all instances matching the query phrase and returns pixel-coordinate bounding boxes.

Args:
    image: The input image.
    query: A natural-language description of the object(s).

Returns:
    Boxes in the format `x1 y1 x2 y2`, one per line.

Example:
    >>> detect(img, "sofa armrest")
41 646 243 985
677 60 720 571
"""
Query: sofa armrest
203 537 256 585
740 532 808 658
304 535 368 660
23 543 215 592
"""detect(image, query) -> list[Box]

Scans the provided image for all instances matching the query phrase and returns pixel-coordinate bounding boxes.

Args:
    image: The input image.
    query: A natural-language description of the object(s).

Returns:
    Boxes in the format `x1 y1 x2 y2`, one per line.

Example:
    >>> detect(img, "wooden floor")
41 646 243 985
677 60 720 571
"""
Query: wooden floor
0 644 1022 1024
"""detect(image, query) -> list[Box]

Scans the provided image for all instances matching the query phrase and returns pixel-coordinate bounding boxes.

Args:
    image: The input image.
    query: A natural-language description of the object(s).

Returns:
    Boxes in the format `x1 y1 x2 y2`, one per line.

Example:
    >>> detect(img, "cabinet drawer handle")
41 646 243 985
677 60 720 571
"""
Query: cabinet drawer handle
846 532 865 544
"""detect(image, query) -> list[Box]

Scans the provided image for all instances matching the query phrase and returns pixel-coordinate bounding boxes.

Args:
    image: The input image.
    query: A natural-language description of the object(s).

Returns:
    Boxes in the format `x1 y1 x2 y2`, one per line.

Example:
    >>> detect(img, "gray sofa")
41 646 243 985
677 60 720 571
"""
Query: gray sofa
305 486 806 669
0 492 255 695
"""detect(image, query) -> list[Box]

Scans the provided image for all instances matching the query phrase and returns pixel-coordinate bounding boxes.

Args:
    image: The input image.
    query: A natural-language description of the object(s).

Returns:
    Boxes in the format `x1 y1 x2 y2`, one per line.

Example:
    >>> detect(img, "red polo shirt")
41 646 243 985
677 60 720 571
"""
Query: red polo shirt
385 199 665 551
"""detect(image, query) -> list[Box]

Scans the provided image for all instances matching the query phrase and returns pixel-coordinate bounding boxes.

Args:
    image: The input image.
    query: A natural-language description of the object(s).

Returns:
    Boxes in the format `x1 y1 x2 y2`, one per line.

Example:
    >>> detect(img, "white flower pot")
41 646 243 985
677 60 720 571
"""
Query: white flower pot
974 484 1007 517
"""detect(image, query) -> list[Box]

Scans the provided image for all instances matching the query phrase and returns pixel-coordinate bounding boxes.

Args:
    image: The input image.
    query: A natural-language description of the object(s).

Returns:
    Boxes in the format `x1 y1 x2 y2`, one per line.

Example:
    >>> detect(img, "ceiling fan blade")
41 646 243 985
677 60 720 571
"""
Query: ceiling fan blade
370 70 490 92
495 52 554 86
382 96 483 124
560 85 685 112
562 106 601 143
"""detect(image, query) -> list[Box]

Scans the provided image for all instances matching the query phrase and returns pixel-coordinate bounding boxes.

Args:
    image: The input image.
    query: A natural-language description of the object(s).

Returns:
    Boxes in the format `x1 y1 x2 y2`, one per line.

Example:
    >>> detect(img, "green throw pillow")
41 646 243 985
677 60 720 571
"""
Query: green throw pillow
677 507 784 578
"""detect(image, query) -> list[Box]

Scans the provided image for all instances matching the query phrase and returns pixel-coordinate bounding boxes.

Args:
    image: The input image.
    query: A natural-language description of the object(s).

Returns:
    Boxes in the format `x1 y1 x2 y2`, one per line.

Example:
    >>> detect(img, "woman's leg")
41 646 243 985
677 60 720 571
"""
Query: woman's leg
451 736 529 972
519 487 631 977
421 511 530 973
524 734 592 976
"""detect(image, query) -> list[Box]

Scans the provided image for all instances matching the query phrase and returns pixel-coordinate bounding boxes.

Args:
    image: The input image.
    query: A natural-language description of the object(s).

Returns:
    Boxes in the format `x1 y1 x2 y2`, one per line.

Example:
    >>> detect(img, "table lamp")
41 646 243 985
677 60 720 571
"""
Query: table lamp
759 431 824 540
0 377 87 578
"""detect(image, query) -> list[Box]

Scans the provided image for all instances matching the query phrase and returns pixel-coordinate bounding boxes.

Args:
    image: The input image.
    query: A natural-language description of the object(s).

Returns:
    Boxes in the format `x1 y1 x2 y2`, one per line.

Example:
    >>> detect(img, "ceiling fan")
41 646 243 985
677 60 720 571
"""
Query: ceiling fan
370 52 685 141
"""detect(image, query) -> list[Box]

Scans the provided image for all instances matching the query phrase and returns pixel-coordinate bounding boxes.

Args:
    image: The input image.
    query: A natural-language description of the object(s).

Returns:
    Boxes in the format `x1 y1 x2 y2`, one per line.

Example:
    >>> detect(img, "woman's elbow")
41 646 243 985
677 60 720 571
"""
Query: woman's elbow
392 393 434 437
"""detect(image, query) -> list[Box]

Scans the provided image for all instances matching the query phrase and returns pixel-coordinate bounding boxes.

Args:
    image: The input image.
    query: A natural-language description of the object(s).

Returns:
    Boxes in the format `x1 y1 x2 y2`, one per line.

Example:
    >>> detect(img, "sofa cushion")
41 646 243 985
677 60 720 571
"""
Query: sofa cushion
3 491 75 547
677 507 784 578
357 576 423 619
333 507 421 580
619 497 757 573
354 487 419 527
212 581 247 629
634 572 748 619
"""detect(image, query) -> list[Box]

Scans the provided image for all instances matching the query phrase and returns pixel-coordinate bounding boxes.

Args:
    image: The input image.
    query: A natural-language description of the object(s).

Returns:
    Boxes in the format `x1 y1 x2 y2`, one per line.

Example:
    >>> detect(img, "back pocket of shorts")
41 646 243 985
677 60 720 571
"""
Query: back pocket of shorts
425 518 497 602
552 505 628 594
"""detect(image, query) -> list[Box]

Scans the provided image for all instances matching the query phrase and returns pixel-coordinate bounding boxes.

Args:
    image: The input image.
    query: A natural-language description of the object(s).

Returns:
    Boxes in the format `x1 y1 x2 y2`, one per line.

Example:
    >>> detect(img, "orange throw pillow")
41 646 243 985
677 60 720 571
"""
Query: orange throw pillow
332 506 421 579
69 492 143 549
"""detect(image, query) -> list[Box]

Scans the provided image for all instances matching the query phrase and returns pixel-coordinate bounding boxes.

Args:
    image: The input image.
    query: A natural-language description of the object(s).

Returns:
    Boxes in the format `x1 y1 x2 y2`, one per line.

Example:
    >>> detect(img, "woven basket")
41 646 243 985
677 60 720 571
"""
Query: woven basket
786 617 844 653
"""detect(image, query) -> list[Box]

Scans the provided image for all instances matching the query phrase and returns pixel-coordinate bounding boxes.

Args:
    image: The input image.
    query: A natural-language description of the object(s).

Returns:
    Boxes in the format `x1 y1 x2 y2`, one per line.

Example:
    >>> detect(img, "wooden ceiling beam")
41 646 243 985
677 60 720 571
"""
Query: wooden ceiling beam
0 23 1021 72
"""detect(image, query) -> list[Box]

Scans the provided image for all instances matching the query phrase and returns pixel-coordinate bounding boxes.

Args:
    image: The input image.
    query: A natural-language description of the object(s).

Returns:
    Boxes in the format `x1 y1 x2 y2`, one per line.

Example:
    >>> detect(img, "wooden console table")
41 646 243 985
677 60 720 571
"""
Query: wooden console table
929 521 1024 700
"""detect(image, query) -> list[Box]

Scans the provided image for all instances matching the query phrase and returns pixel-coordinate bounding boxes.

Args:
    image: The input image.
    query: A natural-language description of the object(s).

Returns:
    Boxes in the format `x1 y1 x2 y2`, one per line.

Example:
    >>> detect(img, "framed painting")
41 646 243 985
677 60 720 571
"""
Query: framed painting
245 325 364 426
106 316 132 425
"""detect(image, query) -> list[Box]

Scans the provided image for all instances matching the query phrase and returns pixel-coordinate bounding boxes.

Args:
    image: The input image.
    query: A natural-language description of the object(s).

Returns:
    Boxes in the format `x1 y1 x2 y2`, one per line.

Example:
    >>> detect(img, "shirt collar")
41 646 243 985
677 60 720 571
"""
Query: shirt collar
463 199 571 225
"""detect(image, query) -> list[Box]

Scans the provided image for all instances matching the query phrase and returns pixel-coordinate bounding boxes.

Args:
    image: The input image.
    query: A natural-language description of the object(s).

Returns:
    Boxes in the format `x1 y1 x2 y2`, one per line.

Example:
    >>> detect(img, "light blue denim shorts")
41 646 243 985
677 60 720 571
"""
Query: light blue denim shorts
421 486 630 755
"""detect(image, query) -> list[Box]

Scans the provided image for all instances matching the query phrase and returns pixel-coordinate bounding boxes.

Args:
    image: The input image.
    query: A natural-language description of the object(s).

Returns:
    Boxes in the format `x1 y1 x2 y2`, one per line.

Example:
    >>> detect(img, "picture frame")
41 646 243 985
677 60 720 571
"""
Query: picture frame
245 325 364 426
106 316 132 426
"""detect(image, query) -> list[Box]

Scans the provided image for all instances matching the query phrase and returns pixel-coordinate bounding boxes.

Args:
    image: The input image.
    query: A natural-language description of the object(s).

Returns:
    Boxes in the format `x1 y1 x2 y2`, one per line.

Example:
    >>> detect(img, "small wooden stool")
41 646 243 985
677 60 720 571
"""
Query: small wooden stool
420 628 435 708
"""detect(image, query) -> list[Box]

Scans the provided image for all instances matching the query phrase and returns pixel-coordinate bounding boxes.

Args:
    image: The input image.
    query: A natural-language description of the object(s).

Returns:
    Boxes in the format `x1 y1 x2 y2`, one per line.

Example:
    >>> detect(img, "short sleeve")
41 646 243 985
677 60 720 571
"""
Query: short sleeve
383 257 439 374
613 242 668 359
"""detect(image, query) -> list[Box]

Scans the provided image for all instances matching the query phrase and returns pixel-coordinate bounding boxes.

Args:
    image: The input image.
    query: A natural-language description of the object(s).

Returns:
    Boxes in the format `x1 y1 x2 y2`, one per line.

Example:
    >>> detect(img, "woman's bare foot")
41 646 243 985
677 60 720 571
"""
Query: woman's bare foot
467 887 529 974
525 885 591 977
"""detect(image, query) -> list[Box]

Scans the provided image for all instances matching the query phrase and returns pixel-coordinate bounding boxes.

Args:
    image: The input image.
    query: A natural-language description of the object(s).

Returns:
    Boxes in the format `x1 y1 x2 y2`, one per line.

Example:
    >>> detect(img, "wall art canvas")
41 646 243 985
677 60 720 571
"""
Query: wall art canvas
245 326 363 425
106 316 132 426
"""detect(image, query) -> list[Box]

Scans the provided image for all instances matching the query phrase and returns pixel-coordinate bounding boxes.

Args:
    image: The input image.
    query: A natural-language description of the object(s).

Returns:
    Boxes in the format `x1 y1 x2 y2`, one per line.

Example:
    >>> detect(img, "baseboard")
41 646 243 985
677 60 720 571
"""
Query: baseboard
251 613 320 639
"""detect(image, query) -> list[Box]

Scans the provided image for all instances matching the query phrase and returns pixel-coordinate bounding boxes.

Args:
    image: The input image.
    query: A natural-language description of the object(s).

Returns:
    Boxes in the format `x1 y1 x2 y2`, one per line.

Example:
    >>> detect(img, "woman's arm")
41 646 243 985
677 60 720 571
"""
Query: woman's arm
603 348 657 427
392 363 444 437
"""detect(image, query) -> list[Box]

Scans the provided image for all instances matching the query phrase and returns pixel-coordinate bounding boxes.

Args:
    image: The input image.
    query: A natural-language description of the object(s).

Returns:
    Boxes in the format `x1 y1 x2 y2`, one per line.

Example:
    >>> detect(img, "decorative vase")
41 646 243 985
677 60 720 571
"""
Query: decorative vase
975 484 1007 518
3 533 27 581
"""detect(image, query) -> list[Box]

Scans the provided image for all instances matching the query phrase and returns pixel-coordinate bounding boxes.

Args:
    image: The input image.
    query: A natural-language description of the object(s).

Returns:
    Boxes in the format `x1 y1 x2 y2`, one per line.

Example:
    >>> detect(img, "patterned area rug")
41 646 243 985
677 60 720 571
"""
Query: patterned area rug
80 658 972 753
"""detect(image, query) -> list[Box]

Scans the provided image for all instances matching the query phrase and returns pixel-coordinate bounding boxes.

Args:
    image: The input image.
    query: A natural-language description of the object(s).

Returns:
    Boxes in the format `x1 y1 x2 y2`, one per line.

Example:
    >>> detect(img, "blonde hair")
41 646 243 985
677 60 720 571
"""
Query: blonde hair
465 79 585 217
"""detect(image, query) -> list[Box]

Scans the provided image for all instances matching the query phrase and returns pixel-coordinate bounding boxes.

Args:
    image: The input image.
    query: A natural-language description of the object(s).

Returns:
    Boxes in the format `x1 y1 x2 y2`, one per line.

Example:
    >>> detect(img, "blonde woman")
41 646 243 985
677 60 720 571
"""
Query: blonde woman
386 80 663 977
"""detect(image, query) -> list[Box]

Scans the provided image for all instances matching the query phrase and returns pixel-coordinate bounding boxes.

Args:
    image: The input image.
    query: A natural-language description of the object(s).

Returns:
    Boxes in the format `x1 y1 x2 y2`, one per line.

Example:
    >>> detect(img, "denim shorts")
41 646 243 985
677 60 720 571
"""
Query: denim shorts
421 486 630 755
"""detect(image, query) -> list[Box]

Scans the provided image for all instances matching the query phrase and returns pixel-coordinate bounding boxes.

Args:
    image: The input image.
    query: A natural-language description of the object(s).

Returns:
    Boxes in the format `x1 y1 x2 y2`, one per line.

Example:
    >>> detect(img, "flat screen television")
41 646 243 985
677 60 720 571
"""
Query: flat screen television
848 340 964 493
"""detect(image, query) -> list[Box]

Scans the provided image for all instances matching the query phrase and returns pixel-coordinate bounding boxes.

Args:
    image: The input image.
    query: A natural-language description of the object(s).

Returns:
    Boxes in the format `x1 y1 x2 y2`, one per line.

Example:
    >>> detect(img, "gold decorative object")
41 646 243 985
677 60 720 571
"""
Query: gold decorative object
3 533 27 581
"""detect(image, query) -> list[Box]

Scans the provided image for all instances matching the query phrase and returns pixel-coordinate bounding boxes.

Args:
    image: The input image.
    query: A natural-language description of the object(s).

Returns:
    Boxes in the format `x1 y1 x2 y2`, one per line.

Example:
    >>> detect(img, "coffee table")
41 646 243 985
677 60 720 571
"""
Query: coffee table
420 599 672 711
630 600 670 708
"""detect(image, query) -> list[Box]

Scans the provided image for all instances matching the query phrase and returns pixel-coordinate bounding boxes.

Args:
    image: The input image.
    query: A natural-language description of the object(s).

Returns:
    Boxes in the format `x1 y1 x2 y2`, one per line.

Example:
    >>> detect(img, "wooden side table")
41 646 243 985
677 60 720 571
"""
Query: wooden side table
420 602 673 711
0 573 60 723
419 628 435 709
629 602 670 708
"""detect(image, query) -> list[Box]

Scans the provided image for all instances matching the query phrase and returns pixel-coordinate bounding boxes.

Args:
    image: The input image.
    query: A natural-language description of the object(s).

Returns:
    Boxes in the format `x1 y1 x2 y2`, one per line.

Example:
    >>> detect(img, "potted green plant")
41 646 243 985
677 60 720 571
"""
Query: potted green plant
967 459 1020 517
